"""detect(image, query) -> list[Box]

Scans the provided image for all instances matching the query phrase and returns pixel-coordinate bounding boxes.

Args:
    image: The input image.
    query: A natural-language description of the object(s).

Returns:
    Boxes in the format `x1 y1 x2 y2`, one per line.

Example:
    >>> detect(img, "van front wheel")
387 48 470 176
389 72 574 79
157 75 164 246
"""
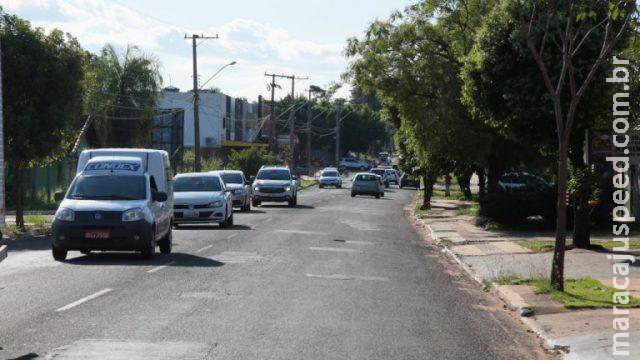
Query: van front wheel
141 235 155 259
52 245 68 261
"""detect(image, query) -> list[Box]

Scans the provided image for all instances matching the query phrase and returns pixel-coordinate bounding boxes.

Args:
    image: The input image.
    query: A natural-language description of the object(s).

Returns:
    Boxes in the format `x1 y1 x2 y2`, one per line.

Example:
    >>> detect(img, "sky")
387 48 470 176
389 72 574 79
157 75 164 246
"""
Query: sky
3 0 416 102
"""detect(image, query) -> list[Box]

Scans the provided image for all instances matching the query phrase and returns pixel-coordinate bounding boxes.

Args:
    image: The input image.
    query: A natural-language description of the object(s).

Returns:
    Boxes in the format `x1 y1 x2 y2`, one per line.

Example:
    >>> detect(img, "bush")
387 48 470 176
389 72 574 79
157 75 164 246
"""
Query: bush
179 149 222 173
227 148 277 178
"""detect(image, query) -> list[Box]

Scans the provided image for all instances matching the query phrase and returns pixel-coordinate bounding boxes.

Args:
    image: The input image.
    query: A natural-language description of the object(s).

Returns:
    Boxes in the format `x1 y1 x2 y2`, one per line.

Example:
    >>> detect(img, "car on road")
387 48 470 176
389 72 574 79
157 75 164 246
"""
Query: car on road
351 173 384 198
370 168 390 188
400 173 420 188
385 169 399 185
172 173 234 228
216 170 251 212
378 152 390 165
339 157 370 171
318 169 342 188
252 166 298 207
52 149 173 261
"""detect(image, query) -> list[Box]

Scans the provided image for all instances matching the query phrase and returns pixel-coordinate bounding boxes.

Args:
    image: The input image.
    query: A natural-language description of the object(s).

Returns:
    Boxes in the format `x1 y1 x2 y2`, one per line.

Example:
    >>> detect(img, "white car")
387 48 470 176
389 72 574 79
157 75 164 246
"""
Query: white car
339 157 369 171
318 169 342 188
216 170 252 212
252 166 298 207
385 169 399 185
172 173 234 228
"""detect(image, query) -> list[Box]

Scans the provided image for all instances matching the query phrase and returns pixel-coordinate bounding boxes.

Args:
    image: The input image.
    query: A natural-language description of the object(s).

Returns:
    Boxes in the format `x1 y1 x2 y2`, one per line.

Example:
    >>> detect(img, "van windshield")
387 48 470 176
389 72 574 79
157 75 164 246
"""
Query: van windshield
68 175 147 200
174 177 222 192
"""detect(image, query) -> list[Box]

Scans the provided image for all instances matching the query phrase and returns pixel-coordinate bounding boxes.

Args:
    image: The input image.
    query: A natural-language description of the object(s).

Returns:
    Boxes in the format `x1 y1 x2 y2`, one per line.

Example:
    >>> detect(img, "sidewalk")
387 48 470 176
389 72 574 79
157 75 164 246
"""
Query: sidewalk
414 197 640 359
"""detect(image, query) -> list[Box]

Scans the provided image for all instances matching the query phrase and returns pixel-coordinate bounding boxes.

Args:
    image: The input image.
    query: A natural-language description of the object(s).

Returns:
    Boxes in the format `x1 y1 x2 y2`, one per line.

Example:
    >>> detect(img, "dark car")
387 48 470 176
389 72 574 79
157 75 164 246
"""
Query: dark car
400 174 420 188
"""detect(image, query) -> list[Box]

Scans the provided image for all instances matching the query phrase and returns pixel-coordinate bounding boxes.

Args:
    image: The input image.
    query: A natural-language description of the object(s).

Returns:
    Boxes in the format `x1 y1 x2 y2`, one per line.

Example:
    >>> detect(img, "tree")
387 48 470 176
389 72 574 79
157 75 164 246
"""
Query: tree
179 149 222 173
1 12 85 227
85 44 162 147
227 147 277 178
514 0 637 290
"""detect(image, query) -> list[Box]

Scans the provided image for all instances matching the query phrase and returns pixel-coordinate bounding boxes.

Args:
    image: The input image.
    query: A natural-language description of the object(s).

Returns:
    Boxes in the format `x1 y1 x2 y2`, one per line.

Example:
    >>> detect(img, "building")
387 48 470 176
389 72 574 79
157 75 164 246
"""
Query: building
156 87 268 159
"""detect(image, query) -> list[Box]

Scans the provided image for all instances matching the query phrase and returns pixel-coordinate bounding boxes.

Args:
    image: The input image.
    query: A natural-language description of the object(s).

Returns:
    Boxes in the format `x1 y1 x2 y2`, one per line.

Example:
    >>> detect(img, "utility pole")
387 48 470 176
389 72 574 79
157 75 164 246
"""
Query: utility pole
335 99 345 165
264 73 278 152
306 88 312 176
264 73 308 170
0 36 5 233
185 33 218 172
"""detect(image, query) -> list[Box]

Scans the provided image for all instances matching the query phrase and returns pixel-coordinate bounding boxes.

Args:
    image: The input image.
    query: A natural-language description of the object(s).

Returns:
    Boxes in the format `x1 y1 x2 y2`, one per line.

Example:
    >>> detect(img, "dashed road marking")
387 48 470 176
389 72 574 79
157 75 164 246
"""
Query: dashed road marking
306 273 389 281
56 288 113 312
211 251 261 263
333 239 375 245
147 261 176 273
227 233 238 239
45 339 210 359
308 247 363 253
195 245 213 253
276 229 326 236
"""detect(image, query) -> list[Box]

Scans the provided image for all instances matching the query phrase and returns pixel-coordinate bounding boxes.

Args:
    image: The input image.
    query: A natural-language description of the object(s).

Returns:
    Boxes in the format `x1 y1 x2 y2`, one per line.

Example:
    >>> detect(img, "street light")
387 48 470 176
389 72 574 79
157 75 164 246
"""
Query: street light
199 61 237 90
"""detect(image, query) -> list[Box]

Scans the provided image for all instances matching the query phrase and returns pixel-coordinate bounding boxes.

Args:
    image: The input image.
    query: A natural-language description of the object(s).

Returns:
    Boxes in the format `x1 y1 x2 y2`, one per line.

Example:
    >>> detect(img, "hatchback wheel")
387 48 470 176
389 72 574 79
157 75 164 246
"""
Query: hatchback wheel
52 245 68 261
159 228 172 254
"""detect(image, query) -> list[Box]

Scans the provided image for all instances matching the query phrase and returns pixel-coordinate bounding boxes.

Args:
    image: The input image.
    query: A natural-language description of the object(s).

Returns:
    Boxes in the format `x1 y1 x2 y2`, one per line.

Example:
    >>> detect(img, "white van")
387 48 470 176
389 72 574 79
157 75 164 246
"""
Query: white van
52 149 173 260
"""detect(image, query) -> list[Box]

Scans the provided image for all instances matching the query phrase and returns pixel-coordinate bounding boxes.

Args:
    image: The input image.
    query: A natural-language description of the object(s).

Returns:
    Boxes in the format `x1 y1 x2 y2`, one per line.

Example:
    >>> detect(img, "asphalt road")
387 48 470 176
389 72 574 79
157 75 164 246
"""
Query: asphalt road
0 182 550 359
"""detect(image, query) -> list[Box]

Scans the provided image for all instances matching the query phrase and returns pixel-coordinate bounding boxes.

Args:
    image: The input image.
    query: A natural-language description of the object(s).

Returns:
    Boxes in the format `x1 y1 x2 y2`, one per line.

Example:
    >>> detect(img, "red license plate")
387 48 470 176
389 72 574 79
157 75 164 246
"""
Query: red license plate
84 230 110 239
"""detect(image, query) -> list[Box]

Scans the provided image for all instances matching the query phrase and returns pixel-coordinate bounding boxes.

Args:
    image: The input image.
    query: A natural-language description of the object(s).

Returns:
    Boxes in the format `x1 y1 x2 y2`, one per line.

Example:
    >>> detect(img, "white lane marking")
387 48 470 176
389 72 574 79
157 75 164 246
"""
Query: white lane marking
147 261 176 273
308 247 363 253
261 217 272 223
342 240 375 245
55 288 113 312
212 251 261 263
306 273 389 281
46 339 210 359
276 229 326 236
195 245 213 253
227 233 238 239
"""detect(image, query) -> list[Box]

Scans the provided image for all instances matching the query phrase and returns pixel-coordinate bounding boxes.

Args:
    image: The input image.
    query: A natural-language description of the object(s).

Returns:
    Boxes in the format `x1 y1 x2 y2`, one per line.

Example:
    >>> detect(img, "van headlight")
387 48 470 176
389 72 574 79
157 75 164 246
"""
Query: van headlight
122 208 144 222
55 208 75 222
207 200 223 208
254 186 260 191
285 186 291 192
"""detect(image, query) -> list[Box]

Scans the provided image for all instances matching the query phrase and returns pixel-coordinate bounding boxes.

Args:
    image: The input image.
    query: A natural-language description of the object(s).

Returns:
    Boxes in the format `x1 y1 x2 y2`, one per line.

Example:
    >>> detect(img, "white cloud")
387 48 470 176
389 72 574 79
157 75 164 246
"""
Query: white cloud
12 0 349 100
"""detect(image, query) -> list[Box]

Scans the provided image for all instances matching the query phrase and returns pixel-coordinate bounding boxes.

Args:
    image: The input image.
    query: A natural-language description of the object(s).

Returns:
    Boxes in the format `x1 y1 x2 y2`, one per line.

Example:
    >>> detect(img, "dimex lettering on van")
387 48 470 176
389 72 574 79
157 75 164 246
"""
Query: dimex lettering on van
85 162 141 172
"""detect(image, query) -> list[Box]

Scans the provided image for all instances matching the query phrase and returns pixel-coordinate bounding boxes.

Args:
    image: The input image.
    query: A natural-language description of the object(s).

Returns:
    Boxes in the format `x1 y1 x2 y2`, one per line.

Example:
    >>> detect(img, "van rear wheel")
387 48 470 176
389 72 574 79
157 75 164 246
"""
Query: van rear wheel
52 245 68 261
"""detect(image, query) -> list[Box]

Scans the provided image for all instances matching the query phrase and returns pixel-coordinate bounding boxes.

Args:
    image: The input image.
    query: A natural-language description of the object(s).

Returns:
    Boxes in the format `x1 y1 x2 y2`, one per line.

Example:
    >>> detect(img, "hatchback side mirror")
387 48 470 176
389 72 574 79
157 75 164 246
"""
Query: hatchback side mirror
54 191 65 202
155 192 168 202
292 175 298 181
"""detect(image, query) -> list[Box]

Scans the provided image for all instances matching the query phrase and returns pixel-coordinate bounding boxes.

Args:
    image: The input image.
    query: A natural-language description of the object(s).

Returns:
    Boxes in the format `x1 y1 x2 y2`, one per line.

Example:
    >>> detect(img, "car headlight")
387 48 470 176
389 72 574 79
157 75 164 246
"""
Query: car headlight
55 208 75 222
207 200 223 208
254 186 260 191
285 186 291 192
122 208 144 222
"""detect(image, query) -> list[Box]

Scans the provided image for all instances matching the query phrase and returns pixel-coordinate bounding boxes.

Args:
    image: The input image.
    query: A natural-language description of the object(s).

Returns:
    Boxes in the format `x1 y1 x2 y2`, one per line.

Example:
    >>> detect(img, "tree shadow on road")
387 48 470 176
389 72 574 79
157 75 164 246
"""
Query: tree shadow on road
64 252 224 267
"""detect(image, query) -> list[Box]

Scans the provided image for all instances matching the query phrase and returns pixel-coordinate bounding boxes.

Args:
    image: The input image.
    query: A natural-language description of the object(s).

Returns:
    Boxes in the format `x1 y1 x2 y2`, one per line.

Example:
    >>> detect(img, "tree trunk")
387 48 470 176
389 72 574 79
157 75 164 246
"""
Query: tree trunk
457 171 472 200
13 164 25 229
572 163 592 248
551 141 569 291
477 168 486 201
487 151 501 194
421 174 433 210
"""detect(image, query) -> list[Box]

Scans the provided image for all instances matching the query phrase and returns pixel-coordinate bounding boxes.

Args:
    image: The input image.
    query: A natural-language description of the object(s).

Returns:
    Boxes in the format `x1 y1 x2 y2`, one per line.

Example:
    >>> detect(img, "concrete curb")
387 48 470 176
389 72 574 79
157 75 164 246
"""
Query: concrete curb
0 244 7 264
423 221 563 355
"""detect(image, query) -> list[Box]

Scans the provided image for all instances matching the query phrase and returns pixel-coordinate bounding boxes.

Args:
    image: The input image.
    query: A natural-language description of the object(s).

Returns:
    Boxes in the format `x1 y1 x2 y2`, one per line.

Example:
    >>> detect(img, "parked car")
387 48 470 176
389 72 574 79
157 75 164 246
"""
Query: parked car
216 170 251 212
252 166 298 207
52 149 173 260
370 168 389 187
400 173 420 188
318 169 342 188
339 157 370 171
385 169 399 185
172 173 234 228
351 173 384 198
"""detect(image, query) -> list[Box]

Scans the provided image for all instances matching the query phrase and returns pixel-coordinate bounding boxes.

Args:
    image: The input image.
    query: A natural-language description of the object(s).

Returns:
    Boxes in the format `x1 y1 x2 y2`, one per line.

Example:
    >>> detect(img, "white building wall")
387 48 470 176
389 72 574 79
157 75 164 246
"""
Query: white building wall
157 91 225 149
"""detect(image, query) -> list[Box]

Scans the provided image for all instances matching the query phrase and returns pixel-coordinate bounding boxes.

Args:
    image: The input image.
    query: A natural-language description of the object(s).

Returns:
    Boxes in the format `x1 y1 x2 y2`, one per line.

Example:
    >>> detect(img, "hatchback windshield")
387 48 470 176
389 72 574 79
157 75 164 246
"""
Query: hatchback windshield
174 176 222 192
221 173 243 184
257 169 291 180
356 174 378 182
68 175 147 200
322 171 339 177
371 169 385 176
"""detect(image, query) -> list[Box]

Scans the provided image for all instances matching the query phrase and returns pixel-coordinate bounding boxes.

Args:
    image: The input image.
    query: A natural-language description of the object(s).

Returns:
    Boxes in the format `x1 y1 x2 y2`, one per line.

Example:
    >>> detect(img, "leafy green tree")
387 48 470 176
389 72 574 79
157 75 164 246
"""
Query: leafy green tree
179 149 222 173
227 147 277 178
1 12 85 227
84 44 162 147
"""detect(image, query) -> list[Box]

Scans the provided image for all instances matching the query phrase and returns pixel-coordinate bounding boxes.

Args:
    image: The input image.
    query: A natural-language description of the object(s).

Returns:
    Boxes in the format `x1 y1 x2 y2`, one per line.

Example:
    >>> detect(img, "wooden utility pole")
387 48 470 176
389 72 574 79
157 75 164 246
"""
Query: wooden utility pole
185 34 218 172
306 88 312 176
0 36 4 233
334 99 345 165
265 73 278 151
